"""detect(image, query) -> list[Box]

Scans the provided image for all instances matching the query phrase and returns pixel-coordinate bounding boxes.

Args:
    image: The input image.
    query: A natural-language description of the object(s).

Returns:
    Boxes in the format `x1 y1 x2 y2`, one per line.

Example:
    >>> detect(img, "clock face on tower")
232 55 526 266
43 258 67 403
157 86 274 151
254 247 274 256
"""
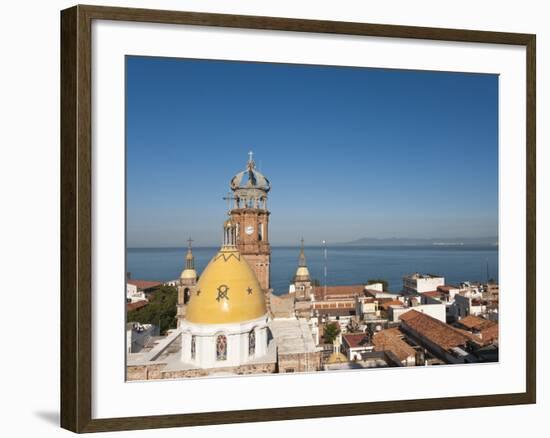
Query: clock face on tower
245 225 254 235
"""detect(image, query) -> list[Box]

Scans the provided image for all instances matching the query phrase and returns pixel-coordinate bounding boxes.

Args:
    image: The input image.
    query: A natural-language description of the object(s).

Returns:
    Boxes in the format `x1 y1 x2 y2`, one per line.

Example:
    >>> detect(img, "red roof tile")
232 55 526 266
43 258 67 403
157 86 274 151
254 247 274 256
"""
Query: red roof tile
437 285 459 292
313 285 365 300
400 310 472 351
421 291 442 298
372 328 416 362
457 315 496 331
127 300 148 312
342 333 369 348
480 324 499 344
379 299 404 310
127 280 162 290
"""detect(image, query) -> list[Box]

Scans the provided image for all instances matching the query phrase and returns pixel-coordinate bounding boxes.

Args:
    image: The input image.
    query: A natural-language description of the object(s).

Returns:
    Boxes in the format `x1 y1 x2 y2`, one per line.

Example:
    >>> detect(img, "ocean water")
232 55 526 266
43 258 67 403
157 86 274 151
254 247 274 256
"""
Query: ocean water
127 246 498 295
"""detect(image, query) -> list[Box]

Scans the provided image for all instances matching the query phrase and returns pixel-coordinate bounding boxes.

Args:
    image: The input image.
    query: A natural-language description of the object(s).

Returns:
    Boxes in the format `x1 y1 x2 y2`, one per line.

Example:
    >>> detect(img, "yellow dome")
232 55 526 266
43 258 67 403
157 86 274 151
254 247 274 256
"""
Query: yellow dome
180 268 197 280
185 247 266 324
295 266 310 278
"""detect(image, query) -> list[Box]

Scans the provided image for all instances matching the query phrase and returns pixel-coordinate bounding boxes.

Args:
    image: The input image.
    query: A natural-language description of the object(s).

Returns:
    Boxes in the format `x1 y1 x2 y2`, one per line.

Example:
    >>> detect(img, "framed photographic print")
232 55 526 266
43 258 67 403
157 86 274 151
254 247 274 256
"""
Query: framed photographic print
60 4 536 433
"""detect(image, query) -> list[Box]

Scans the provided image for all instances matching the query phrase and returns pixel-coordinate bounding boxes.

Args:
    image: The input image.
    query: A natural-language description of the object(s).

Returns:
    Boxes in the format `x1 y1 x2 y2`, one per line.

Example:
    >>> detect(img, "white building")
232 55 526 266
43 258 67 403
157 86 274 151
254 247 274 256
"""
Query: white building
453 294 486 318
126 282 146 303
342 333 373 360
126 278 162 302
389 303 446 323
403 273 445 294
365 282 384 292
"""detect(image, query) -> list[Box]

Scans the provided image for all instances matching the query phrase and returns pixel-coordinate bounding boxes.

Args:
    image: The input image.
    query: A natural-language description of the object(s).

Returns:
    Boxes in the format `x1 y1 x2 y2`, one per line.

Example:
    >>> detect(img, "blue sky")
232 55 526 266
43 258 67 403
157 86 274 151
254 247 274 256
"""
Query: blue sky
126 56 498 247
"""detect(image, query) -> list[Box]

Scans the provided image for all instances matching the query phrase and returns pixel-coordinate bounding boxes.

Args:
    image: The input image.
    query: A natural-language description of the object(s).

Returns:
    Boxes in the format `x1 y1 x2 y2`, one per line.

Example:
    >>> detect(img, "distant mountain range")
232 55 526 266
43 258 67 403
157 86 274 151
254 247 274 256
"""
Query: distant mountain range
338 237 498 247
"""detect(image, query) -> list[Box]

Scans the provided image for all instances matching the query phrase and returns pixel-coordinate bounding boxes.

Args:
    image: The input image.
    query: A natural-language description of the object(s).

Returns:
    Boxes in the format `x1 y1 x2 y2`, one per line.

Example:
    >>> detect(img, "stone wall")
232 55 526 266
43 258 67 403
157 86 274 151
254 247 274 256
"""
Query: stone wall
127 362 276 381
278 351 322 373
126 363 166 381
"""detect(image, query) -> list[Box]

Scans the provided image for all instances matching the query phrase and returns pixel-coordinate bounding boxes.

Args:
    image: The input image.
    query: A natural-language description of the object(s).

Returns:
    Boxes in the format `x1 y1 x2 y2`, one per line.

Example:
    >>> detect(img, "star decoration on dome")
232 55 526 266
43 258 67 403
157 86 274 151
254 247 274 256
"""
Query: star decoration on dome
247 287 253 295
216 285 230 301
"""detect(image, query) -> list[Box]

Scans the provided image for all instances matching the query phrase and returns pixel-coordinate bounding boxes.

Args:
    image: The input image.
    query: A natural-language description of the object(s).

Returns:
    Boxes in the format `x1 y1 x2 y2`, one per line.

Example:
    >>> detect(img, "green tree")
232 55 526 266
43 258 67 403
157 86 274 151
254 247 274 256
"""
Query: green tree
323 322 341 344
127 285 178 335
367 278 389 291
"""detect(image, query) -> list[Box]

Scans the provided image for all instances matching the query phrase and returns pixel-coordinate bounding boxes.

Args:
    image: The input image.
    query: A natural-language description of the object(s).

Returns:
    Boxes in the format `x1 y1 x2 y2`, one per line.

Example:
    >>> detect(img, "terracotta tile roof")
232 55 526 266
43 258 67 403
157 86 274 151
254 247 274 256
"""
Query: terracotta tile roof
313 285 365 300
457 315 496 331
421 291 442 298
399 310 471 351
127 280 162 290
453 327 482 345
372 328 416 362
315 307 356 317
342 333 369 349
127 300 148 312
480 324 499 344
379 299 404 310
437 285 459 292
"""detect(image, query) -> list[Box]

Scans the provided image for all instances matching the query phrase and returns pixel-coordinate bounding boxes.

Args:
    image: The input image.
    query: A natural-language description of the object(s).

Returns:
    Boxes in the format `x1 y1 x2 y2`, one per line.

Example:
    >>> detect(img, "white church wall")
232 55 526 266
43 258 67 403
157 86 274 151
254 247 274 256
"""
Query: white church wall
179 315 269 369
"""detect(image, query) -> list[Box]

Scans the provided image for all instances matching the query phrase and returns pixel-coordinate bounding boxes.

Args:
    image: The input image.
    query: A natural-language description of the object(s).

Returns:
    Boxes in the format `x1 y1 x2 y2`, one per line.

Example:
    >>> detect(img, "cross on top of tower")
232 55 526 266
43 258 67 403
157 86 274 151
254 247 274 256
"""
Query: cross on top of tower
185 237 195 269
247 150 256 170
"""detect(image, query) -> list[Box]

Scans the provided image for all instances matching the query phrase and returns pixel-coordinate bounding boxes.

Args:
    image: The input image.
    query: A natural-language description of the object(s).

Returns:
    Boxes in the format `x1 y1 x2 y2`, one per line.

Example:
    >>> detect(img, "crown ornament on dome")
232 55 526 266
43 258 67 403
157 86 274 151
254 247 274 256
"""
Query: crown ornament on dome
230 151 270 192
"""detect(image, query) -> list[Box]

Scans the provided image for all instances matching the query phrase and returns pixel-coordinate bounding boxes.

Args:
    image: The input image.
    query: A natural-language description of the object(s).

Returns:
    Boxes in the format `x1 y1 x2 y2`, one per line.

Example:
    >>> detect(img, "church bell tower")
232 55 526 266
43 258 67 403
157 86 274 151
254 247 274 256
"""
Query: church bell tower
227 152 271 291
176 238 198 327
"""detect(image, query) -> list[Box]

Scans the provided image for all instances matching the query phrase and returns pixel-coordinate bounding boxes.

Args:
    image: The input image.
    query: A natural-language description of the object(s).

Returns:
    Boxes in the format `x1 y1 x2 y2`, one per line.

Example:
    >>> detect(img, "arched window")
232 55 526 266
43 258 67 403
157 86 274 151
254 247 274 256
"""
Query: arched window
249 329 256 356
191 335 196 359
216 334 227 361
184 288 190 304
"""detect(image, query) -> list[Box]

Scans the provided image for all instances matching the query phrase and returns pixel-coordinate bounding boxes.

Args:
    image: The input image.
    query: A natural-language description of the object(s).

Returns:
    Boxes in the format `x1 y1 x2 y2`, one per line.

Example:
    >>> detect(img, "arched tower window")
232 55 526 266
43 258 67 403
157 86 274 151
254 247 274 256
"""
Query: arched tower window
184 288 190 304
191 335 196 359
216 334 227 361
249 329 256 356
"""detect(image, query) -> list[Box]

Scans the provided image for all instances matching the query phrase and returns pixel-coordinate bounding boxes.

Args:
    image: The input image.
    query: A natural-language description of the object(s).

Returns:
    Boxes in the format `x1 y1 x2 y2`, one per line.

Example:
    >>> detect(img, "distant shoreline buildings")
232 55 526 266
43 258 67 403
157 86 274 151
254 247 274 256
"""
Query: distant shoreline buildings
126 154 499 380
